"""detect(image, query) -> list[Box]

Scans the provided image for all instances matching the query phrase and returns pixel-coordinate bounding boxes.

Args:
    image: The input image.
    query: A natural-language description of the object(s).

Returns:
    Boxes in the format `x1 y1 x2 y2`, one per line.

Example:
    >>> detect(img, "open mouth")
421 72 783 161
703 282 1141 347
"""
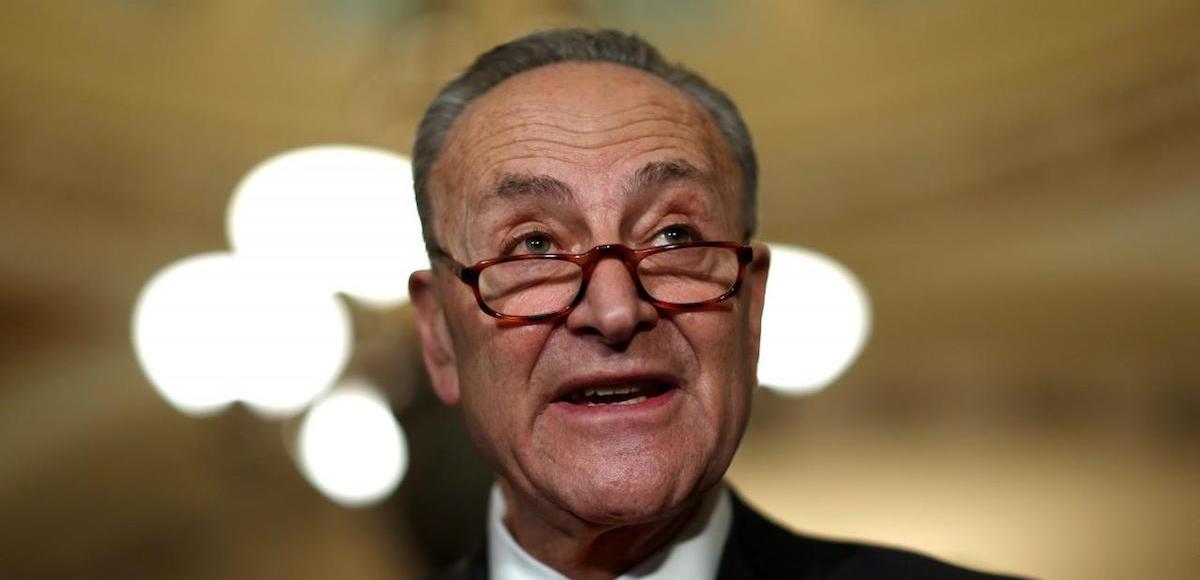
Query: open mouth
558 382 674 407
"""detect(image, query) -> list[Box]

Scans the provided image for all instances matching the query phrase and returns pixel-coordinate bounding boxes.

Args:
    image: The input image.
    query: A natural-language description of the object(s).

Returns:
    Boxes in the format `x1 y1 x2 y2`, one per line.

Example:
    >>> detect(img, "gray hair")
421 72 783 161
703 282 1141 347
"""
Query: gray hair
412 28 758 249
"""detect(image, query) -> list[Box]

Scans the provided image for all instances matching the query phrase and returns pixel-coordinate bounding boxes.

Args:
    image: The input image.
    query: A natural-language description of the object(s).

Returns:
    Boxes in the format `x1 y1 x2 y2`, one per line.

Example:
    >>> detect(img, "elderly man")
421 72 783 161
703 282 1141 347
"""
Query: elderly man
409 29 1014 580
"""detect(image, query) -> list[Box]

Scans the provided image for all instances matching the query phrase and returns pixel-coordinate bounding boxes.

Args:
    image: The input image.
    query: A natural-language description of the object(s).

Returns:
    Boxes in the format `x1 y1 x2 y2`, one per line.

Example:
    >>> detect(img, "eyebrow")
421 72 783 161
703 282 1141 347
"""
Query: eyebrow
490 172 575 203
620 159 710 198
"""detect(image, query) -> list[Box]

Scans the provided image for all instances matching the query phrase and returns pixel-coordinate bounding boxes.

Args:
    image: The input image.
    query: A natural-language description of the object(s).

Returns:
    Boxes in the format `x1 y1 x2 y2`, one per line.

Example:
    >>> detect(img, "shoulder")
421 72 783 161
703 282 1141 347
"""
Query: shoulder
718 490 1026 580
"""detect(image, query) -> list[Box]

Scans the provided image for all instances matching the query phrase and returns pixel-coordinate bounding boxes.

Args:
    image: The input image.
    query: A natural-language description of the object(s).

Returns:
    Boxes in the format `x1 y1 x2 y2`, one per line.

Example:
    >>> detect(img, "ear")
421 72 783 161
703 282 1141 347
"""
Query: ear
744 242 771 372
409 269 462 405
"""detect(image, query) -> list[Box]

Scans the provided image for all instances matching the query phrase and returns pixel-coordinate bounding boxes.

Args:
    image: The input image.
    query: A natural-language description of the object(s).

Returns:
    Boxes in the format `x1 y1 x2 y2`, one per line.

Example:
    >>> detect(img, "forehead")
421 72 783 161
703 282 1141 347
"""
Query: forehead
428 62 737 244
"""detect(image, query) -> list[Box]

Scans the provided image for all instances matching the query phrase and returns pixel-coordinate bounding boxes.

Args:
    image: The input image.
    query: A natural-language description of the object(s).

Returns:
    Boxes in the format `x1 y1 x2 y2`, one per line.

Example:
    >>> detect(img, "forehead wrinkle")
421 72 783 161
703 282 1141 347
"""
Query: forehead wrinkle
465 125 713 189
459 99 712 162
482 109 683 136
466 120 706 164
475 100 698 133
465 129 711 200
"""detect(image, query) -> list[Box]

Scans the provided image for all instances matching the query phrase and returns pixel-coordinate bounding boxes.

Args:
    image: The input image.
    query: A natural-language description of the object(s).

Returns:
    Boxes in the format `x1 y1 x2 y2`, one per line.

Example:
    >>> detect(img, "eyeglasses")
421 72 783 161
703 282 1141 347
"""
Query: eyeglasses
431 242 754 323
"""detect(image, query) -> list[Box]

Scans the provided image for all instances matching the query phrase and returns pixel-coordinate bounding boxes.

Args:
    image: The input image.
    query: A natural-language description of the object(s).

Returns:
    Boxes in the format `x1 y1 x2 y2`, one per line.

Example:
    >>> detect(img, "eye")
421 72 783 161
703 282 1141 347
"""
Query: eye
653 224 699 246
505 231 558 255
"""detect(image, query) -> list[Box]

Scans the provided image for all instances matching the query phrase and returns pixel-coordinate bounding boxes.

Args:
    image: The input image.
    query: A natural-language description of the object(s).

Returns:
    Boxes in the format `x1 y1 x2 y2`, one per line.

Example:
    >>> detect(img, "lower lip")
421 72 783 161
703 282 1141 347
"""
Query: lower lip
549 387 679 419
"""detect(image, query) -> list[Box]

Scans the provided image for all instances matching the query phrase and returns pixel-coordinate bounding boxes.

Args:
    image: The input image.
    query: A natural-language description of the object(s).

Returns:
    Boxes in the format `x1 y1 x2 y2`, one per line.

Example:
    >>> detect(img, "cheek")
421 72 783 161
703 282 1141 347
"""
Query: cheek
460 325 550 380
683 307 753 374
454 319 555 467
678 308 756 422
454 316 554 415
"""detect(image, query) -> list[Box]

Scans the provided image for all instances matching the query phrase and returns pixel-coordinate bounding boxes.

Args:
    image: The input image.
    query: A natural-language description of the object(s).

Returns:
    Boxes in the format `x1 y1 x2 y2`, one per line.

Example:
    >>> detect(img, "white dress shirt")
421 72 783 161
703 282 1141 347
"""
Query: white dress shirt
487 483 733 580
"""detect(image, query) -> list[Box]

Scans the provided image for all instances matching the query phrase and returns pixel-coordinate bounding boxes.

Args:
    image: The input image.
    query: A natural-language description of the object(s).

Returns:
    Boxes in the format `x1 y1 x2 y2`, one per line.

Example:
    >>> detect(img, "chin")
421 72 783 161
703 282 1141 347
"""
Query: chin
530 447 717 527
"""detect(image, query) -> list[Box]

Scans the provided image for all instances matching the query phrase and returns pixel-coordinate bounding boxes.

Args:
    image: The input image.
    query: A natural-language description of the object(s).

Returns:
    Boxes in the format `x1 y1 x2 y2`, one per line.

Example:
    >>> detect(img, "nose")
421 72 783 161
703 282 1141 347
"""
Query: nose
564 252 658 346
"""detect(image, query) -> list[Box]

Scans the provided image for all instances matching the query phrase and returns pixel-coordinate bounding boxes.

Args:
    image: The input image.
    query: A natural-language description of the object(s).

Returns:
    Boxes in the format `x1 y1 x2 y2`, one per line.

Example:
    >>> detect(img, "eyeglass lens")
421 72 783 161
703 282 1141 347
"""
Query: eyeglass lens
476 246 740 318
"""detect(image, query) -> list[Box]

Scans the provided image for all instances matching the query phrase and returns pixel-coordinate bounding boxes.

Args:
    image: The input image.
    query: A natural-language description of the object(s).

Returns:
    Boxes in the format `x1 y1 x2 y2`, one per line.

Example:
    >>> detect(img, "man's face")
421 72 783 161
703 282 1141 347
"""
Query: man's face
411 62 769 526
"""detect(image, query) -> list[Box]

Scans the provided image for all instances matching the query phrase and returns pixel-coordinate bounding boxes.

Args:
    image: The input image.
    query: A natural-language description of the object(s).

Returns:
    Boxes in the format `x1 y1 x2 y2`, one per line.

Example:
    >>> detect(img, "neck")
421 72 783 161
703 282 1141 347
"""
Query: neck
498 482 704 580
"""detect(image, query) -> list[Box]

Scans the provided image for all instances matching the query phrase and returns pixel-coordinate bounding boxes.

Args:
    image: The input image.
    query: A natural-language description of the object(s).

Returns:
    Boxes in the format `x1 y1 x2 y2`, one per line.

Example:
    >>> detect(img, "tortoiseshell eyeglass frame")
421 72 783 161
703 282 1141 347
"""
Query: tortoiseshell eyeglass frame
429 241 754 324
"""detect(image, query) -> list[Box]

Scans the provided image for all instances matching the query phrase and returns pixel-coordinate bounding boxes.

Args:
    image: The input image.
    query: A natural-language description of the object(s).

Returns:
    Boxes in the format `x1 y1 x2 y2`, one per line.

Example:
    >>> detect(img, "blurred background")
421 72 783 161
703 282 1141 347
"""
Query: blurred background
2 0 1199 578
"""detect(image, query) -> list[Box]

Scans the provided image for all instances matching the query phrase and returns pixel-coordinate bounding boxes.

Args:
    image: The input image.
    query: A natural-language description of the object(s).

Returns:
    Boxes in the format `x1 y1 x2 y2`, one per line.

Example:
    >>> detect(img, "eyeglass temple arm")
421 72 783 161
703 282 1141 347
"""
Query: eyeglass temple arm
429 245 477 283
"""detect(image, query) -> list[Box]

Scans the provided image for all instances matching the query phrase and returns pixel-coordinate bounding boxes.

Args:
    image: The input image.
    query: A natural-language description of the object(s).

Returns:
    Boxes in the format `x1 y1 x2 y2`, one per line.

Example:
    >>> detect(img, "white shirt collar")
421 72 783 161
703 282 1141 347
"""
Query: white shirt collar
487 483 732 580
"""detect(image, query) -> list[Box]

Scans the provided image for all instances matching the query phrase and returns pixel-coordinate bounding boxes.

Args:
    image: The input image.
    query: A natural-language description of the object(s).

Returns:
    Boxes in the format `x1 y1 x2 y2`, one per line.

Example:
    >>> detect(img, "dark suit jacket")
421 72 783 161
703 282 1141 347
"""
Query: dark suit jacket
428 489 1023 579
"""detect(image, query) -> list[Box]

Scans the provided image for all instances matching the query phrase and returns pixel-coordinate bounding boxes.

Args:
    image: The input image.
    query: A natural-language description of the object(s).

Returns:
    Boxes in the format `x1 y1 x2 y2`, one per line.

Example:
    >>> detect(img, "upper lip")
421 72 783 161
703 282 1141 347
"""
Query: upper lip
548 371 681 404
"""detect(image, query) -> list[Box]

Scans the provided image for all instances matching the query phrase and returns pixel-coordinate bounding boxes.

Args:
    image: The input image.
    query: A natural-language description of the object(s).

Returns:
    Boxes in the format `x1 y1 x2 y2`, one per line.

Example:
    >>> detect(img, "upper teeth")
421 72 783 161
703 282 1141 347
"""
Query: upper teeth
583 385 644 397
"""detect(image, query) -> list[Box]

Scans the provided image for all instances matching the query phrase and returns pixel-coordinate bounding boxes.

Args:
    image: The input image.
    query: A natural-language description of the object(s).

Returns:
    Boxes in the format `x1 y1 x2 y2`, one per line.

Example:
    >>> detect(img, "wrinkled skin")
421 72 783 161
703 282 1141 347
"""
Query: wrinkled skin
409 62 770 578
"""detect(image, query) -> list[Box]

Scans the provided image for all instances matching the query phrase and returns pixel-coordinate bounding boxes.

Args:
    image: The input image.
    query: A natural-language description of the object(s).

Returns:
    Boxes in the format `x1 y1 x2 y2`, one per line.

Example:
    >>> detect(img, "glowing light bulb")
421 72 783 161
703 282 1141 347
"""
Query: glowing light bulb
131 253 352 417
297 384 408 507
757 244 871 396
226 145 429 306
